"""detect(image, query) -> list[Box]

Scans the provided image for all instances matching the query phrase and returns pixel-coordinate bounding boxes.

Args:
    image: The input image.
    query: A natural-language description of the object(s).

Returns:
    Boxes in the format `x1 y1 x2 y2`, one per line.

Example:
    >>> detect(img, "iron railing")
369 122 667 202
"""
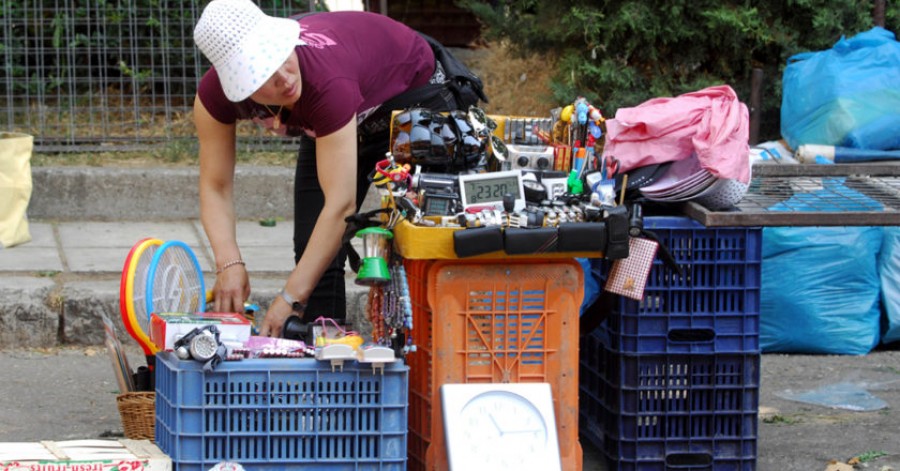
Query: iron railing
0 0 323 152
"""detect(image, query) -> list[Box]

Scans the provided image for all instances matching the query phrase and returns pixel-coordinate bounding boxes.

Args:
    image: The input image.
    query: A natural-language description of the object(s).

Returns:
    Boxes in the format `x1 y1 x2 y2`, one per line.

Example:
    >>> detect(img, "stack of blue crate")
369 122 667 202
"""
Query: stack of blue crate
579 216 762 471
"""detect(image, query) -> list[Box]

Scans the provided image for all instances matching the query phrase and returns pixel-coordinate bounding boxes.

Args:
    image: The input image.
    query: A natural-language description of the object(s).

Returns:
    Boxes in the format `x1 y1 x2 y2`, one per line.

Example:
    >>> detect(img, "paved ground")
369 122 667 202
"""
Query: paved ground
1 166 899 470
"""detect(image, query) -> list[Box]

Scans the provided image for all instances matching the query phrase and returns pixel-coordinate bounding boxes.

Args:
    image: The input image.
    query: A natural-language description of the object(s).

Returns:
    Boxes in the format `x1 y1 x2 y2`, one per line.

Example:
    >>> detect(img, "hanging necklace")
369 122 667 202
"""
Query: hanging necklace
264 104 284 130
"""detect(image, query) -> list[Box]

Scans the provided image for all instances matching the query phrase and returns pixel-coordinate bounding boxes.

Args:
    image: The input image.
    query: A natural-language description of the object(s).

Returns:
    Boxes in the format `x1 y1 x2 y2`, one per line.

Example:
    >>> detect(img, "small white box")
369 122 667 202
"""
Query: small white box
150 312 252 350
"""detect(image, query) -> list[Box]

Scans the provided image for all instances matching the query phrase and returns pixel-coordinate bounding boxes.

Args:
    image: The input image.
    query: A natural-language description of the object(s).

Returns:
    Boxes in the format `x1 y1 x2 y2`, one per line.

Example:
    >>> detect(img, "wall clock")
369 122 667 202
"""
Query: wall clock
441 382 561 471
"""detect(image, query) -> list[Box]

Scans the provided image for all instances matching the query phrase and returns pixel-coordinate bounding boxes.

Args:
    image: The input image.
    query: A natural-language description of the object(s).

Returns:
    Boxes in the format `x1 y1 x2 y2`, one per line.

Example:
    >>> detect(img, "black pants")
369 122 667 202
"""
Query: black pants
292 131 383 322
292 89 464 322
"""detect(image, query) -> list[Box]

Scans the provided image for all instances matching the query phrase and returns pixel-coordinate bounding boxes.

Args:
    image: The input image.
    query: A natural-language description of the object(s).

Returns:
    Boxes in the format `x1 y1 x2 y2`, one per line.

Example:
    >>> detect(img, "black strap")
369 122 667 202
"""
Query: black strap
361 31 488 132
638 229 685 278
417 32 489 104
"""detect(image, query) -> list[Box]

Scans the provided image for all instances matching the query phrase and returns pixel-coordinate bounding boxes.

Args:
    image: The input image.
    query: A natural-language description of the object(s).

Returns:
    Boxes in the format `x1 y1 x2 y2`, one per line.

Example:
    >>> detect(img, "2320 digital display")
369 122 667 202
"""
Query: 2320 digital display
462 175 521 205
457 170 526 211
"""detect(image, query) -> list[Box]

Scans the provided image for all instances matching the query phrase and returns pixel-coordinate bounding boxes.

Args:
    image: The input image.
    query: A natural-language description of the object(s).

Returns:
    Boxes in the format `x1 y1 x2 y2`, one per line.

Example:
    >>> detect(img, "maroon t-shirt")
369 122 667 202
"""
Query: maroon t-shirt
197 11 435 138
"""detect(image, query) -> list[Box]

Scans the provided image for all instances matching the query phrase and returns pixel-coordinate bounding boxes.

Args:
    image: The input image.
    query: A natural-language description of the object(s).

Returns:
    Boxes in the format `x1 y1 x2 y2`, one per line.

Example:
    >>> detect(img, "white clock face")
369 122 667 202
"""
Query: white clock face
442 383 561 471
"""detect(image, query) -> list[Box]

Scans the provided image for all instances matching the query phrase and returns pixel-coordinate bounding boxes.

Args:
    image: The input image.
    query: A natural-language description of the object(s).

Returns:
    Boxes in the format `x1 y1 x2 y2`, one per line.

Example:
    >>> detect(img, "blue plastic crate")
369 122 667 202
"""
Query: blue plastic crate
603 216 762 355
155 352 409 471
579 330 759 470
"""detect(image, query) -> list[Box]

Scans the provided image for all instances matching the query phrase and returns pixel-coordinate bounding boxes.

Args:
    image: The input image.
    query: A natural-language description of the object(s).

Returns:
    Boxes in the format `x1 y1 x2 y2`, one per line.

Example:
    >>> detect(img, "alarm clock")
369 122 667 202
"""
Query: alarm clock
441 382 561 471
457 170 526 212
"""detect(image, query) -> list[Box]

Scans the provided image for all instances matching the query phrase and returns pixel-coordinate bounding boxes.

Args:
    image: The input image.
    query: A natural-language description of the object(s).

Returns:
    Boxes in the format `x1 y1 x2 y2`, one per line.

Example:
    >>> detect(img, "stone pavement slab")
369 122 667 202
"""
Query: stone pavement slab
0 222 63 272
57 221 204 273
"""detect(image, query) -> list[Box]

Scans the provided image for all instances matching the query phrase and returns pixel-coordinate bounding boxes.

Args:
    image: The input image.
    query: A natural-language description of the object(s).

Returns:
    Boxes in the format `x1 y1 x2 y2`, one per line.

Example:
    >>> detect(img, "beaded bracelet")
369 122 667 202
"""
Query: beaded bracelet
216 259 245 274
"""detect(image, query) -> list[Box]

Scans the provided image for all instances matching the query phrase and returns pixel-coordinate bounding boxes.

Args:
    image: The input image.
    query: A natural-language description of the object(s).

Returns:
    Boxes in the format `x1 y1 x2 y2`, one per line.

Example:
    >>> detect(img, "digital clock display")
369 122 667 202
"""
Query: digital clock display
462 176 521 205
457 170 526 212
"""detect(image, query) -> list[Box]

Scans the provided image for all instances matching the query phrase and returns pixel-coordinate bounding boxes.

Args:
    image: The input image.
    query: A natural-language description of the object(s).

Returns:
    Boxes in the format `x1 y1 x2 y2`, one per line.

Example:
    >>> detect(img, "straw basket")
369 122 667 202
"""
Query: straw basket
117 391 155 441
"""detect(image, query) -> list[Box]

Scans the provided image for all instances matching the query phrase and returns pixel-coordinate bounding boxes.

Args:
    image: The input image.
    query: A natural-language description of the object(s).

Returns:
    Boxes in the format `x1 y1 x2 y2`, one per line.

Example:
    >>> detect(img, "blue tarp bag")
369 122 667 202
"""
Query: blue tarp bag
880 227 900 345
577 257 604 315
761 179 883 354
781 27 900 151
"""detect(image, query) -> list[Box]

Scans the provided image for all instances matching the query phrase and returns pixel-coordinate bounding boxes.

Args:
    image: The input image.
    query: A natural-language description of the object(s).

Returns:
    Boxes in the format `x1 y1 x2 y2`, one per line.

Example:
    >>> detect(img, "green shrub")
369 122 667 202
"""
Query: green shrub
461 0 899 142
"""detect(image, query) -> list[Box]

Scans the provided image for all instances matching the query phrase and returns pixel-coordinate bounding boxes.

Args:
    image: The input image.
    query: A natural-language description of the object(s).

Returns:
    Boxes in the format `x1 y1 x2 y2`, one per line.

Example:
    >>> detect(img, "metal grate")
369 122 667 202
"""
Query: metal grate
684 164 900 227
0 0 316 152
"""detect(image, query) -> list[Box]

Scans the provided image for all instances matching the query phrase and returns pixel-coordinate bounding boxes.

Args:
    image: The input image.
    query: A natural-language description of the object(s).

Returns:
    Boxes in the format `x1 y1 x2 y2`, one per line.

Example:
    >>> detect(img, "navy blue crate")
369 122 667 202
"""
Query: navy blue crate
603 216 762 354
579 330 759 470
155 352 409 471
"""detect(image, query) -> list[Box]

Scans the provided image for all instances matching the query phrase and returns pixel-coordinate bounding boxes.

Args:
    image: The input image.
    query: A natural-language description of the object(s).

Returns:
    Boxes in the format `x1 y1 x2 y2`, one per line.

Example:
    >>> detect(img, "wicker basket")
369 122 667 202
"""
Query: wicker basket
117 391 155 441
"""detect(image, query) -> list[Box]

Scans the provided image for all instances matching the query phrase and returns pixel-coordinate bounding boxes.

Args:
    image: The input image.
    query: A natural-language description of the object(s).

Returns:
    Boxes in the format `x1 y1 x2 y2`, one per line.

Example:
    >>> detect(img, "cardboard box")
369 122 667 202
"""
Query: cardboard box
0 439 170 471
150 312 251 351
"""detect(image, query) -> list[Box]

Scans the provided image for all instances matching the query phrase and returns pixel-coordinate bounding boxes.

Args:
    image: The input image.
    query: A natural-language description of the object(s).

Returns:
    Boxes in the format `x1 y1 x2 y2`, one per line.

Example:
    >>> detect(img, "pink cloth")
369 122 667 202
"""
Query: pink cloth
603 85 751 183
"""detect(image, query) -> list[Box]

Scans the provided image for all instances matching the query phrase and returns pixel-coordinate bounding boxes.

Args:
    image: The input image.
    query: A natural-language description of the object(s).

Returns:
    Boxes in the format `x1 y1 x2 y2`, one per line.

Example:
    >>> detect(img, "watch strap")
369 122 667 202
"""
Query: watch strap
279 289 307 313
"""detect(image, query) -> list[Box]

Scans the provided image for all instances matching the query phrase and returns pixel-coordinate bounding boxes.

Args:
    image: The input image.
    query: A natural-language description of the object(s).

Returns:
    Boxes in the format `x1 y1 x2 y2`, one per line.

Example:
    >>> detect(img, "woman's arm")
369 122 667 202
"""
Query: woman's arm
259 116 359 337
195 95 251 313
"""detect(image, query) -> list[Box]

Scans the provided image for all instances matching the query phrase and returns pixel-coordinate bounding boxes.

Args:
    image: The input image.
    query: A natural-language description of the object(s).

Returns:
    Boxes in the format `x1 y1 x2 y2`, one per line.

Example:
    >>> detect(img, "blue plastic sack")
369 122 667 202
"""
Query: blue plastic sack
761 179 883 354
880 227 900 345
761 226 883 354
577 257 604 315
781 27 900 151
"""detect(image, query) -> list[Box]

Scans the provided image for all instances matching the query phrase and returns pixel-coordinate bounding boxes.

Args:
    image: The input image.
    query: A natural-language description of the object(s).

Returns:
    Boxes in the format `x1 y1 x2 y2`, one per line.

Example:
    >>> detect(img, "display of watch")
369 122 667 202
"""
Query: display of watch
279 289 307 314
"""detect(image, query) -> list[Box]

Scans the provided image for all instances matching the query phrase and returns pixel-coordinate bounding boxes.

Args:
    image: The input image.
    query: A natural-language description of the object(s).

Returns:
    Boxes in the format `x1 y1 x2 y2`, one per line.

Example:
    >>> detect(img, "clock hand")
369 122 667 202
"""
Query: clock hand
488 413 505 436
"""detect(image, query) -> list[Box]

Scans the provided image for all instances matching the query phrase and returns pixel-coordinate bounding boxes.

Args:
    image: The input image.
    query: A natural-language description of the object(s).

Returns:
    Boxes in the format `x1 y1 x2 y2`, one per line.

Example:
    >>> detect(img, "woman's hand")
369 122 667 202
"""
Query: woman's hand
212 264 250 313
259 295 297 337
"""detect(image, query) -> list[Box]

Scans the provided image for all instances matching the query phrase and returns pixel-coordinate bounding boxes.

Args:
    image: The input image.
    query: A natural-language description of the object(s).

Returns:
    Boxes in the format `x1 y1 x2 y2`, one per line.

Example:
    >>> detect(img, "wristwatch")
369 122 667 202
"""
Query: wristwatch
279 289 307 314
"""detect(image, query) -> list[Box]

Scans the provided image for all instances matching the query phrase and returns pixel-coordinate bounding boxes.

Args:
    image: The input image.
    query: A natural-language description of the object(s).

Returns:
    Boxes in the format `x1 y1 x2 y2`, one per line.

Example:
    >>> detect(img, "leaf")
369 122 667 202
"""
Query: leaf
855 450 889 463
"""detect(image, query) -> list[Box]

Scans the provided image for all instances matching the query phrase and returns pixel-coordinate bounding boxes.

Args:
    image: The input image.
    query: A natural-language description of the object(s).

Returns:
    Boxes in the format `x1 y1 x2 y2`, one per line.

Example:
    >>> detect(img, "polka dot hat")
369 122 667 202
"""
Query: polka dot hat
194 0 300 102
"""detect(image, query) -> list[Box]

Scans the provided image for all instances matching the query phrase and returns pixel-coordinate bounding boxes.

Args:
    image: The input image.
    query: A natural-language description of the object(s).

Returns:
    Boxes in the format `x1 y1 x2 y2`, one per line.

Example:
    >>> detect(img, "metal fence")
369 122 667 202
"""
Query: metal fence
0 0 322 152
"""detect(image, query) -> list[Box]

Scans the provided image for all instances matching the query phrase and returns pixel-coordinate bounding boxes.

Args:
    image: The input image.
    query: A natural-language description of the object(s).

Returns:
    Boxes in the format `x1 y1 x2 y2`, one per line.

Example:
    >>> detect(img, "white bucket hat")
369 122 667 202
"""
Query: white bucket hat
194 0 301 102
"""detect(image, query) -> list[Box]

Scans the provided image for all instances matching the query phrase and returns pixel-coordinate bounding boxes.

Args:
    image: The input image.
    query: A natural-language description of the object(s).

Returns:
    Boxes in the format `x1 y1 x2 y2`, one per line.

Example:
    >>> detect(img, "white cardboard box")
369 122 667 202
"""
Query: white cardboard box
150 312 252 351
0 439 170 471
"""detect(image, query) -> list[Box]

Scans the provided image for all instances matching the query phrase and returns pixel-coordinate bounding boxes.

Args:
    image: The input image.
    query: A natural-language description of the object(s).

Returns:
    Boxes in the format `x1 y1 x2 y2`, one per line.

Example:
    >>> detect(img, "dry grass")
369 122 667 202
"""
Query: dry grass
462 41 560 118
30 149 295 167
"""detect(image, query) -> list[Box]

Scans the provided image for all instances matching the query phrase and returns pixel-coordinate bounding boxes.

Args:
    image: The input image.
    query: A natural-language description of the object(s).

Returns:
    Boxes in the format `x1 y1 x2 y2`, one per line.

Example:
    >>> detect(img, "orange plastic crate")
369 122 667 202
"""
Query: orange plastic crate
404 258 584 471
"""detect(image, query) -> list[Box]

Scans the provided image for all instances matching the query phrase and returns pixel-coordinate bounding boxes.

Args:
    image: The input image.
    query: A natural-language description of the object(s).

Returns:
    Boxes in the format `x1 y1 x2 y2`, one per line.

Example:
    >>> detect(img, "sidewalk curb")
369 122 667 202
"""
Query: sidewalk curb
1 165 378 348
30 166 295 220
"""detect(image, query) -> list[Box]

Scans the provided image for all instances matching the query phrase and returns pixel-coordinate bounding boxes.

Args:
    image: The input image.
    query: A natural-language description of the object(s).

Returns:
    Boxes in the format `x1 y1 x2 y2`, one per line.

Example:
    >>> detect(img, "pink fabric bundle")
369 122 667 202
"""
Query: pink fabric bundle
603 84 751 183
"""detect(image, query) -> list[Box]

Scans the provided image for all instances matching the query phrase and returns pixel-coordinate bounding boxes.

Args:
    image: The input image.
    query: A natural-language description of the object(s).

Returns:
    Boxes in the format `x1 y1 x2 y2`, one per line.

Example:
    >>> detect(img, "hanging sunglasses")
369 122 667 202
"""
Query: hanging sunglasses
392 124 453 167
487 134 509 163
467 106 498 137
446 110 484 167
392 108 437 133
465 106 507 164
391 130 411 160
393 108 452 165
